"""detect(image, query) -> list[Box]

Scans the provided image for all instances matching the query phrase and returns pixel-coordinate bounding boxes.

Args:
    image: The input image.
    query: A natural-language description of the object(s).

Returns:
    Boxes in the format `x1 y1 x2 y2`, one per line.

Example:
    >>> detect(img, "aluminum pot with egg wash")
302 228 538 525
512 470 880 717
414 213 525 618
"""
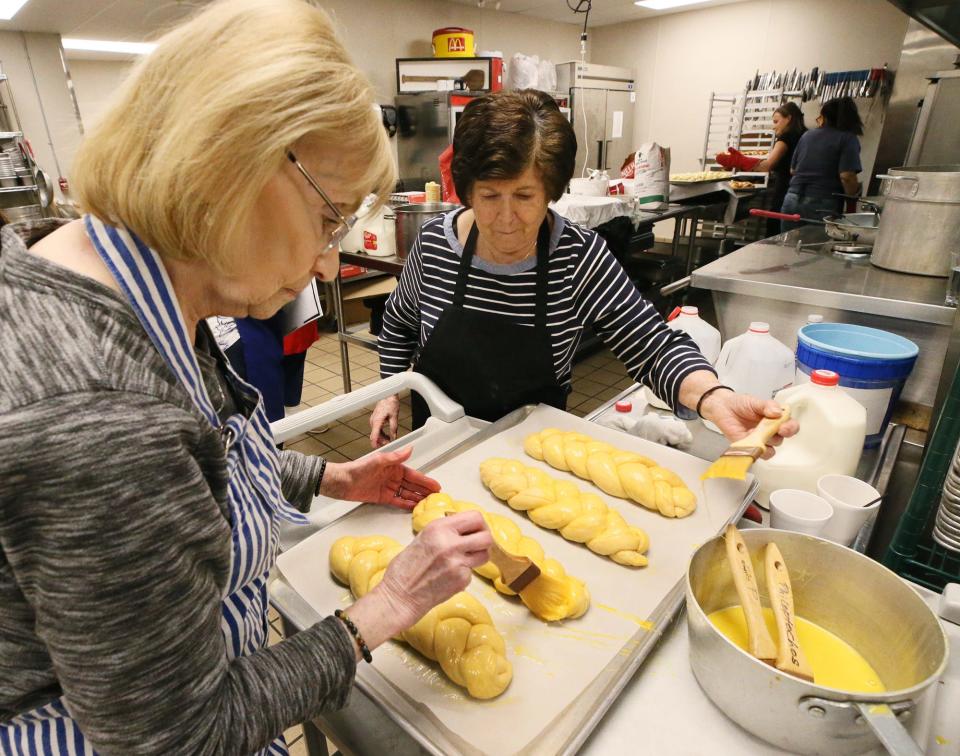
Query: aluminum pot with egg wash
685 528 947 755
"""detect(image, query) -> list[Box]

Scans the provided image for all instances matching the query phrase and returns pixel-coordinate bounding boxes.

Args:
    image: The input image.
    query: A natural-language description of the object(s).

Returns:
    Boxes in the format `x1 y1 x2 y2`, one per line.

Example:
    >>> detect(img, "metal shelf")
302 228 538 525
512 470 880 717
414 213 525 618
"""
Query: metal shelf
0 131 23 139
0 184 36 193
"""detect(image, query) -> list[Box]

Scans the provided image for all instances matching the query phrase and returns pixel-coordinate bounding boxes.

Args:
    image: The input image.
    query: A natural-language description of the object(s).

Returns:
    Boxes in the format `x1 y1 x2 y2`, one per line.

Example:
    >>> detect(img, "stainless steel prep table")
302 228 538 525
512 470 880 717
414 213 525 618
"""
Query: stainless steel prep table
669 179 758 226
691 225 955 407
269 381 959 756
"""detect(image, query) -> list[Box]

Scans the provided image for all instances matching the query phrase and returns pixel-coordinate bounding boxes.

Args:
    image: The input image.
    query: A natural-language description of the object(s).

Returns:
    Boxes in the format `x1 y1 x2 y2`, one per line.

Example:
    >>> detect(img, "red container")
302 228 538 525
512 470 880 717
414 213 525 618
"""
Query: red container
340 264 367 279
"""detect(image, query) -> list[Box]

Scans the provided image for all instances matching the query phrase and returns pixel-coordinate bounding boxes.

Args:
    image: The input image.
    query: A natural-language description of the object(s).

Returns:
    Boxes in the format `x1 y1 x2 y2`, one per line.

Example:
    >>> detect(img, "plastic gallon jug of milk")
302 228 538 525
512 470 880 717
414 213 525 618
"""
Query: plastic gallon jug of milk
703 322 794 432
714 322 794 398
359 208 397 258
669 306 721 364
754 369 867 507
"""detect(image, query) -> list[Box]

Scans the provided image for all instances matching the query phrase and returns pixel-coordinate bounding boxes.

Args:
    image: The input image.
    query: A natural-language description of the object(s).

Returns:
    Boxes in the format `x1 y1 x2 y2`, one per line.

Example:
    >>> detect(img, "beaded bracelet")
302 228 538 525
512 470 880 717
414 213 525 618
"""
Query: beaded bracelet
334 608 372 663
313 457 327 497
696 384 734 419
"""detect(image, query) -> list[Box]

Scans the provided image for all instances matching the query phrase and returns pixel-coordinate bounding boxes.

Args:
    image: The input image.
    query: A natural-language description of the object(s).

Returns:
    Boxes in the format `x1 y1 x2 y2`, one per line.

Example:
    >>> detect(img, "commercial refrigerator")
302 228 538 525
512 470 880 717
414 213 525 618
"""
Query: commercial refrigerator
556 62 636 176
906 69 960 166
395 91 481 191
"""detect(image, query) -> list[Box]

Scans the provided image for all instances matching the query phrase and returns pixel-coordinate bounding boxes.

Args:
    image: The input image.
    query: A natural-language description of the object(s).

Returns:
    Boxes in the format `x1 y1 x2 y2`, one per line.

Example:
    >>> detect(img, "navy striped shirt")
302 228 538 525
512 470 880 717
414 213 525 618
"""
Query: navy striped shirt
378 209 714 414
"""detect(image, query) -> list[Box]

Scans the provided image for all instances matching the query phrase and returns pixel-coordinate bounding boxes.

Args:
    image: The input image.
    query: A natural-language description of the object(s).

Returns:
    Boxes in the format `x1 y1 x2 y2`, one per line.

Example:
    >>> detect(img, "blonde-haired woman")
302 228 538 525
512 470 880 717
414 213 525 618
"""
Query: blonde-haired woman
0 1 492 754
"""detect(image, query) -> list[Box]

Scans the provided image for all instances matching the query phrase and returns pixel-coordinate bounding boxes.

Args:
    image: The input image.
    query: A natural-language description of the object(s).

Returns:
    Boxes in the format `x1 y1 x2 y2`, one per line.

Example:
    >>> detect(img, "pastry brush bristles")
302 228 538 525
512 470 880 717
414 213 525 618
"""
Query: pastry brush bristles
518 571 575 623
701 448 764 481
700 409 790 482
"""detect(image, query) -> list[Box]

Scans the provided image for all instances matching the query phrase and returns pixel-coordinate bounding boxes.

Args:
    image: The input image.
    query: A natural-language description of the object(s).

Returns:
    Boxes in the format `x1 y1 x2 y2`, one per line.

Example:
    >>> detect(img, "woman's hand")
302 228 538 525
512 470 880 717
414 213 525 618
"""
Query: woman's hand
344 513 492 647
699 388 799 459
369 395 400 449
321 446 440 510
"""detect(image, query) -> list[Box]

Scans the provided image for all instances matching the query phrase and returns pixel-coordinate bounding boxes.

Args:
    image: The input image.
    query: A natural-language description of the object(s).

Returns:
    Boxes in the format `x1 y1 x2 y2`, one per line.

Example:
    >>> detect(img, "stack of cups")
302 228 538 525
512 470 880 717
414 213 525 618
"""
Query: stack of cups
769 490 833 537
769 475 881 547
816 475 881 546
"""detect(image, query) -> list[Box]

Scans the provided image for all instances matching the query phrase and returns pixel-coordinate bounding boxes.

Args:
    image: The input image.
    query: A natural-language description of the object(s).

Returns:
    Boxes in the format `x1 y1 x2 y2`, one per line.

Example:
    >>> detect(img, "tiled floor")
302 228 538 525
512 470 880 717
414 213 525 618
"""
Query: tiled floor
281 332 634 461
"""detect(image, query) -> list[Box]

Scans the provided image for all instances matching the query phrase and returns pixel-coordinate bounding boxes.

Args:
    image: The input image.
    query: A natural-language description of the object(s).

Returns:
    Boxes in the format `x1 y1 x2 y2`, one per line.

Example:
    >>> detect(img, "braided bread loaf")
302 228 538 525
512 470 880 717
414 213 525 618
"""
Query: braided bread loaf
329 535 513 699
479 458 650 567
523 429 697 518
412 493 590 622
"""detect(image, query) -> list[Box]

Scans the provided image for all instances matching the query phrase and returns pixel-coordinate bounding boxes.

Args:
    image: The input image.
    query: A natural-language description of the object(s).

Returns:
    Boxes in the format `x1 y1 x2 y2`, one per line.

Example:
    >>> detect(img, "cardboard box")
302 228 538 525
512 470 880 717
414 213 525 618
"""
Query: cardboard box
340 276 396 326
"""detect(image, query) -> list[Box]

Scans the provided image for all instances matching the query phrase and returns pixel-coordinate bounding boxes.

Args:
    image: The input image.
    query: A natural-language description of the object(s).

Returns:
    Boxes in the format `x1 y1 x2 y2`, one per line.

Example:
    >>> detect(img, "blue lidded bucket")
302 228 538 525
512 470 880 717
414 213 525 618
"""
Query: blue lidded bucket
796 323 918 448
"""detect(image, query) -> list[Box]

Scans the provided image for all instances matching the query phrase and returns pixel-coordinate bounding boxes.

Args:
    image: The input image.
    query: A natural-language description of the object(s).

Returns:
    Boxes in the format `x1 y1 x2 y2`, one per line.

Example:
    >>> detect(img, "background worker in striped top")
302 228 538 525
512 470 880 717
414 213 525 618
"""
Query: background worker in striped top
370 90 798 451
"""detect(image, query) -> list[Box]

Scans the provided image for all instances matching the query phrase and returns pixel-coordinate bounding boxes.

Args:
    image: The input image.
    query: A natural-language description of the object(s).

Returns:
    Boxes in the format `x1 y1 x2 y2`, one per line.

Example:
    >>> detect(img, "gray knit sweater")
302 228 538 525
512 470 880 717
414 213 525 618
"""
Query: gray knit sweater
0 221 356 754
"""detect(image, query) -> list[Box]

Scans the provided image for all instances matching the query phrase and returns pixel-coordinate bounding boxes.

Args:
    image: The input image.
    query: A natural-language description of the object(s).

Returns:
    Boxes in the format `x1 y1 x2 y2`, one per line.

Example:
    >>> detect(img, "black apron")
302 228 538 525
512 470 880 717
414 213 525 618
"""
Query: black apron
411 218 567 427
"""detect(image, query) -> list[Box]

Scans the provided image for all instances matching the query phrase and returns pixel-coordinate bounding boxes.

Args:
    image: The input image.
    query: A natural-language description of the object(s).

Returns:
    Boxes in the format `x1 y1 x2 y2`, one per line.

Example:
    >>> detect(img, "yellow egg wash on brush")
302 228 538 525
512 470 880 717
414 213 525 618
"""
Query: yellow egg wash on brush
708 607 885 693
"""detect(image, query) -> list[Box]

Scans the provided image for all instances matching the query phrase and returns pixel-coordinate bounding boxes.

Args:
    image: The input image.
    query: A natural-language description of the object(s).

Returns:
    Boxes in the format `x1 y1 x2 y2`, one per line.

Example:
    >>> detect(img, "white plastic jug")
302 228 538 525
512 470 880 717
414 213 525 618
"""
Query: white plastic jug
338 194 378 254
704 322 794 433
754 369 867 507
359 208 396 258
714 321 794 399
669 306 721 364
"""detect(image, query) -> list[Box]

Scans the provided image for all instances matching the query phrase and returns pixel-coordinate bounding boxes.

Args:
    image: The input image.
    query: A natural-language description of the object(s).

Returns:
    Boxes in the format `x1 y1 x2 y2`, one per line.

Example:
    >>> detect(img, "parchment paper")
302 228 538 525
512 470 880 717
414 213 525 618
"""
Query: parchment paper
277 405 751 755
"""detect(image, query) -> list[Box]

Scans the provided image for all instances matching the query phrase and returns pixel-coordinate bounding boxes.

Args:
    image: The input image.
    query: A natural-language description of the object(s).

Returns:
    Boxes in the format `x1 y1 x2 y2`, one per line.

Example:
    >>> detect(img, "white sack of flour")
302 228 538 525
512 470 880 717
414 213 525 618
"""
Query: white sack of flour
632 142 670 209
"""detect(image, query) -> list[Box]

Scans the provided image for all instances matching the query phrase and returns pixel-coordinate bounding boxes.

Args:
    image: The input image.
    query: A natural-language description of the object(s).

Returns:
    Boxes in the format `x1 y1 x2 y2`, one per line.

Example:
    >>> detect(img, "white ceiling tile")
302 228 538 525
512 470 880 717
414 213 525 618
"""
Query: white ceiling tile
0 0 754 38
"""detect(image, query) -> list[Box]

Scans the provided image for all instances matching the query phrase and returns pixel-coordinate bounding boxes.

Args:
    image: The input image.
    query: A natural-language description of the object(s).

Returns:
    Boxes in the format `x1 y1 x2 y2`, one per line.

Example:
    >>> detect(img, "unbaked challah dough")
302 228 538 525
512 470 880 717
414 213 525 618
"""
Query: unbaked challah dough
329 534 513 699
479 458 651 567
412 492 590 622
523 428 697 519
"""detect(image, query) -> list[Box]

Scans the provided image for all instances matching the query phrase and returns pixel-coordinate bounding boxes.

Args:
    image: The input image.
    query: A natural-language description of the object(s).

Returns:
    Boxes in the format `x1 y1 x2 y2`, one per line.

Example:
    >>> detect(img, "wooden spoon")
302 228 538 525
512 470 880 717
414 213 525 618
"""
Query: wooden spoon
401 69 485 90
764 542 814 681
724 524 777 663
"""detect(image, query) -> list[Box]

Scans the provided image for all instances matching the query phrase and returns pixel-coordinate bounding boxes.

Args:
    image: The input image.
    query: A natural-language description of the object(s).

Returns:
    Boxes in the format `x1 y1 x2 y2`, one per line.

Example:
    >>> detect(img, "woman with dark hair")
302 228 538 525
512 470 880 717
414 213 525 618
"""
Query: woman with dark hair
369 89 798 457
716 101 806 236
780 96 863 231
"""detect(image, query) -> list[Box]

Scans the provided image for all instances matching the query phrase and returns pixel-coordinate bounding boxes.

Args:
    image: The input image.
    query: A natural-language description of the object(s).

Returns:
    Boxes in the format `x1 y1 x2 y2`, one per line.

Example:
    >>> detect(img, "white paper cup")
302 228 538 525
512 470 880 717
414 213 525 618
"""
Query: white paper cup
816 475 881 546
769 489 834 536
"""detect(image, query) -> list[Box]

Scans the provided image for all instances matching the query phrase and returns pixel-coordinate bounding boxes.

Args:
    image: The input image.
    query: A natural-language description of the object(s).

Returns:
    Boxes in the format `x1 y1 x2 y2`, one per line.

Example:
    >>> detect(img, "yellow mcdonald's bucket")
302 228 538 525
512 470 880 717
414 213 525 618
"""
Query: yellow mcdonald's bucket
432 27 475 58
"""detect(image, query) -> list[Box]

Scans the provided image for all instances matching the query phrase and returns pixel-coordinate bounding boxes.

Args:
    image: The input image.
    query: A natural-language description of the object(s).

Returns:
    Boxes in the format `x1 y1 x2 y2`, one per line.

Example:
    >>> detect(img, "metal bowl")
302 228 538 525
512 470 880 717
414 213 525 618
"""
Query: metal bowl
686 529 947 755
824 213 880 245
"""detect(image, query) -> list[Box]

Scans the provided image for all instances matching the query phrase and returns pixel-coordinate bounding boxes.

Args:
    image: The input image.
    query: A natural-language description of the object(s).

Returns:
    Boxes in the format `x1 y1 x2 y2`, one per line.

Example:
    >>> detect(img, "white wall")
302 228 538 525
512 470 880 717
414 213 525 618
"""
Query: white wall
68 59 134 128
66 1 583 117
591 0 910 174
0 31 84 202
60 1 581 181
321 0 581 102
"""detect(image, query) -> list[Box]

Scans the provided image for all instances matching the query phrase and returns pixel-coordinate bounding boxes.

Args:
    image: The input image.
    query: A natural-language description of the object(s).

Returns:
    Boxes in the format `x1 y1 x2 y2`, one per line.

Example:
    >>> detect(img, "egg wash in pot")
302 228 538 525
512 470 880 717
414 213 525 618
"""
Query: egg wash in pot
708 607 885 693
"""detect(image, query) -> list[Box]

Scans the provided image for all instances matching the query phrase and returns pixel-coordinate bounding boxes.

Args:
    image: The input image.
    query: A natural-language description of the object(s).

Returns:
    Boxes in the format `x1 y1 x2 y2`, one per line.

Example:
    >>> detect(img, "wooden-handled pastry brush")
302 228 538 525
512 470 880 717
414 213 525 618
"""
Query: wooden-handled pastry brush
487 541 542 593
764 542 814 682
724 524 777 664
444 512 574 622
486 543 573 622
701 406 791 481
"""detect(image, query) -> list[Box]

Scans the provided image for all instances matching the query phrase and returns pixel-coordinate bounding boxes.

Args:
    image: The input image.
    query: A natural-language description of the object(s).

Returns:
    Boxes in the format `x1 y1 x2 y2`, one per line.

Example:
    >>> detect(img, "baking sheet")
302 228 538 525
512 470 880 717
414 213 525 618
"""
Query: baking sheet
669 176 733 184
277 404 753 755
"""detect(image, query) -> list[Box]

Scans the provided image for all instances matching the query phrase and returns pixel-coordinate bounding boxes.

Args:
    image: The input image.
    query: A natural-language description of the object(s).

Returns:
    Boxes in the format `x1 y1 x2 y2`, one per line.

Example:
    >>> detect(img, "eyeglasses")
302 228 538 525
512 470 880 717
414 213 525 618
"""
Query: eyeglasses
287 151 357 253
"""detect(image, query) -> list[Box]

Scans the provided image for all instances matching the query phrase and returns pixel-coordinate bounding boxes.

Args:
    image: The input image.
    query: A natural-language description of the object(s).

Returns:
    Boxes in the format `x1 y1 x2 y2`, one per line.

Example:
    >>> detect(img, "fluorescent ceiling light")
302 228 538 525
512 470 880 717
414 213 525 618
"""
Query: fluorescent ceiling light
635 0 711 9
0 0 30 21
62 38 157 55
